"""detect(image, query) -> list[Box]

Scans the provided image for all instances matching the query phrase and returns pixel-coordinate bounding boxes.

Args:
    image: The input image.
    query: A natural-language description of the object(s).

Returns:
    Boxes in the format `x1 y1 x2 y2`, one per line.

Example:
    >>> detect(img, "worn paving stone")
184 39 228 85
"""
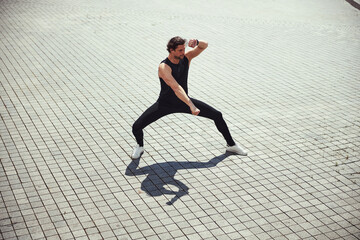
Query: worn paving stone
1 0 359 239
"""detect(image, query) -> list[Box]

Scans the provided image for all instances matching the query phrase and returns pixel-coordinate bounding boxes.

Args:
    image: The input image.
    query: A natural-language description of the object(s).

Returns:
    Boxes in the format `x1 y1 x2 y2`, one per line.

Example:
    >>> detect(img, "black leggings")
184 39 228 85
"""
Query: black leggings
132 98 235 147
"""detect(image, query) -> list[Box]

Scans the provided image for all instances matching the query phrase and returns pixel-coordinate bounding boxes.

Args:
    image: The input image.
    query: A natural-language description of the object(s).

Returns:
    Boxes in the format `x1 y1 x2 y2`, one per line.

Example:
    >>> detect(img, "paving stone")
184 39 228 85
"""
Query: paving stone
1 0 359 239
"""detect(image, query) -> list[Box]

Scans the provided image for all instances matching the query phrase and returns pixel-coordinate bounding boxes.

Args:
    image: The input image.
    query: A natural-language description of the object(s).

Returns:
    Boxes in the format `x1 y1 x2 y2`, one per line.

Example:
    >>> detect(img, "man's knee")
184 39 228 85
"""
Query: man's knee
213 110 223 121
202 109 223 122
132 120 141 134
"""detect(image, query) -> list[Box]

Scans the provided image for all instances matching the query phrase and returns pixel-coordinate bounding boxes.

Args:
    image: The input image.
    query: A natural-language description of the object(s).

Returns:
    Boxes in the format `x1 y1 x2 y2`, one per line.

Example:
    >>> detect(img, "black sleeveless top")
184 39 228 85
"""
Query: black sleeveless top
158 56 189 106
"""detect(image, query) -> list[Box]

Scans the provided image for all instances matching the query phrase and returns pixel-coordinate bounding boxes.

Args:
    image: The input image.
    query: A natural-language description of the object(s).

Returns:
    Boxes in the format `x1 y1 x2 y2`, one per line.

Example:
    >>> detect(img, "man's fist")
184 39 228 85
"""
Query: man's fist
190 105 200 115
188 39 198 48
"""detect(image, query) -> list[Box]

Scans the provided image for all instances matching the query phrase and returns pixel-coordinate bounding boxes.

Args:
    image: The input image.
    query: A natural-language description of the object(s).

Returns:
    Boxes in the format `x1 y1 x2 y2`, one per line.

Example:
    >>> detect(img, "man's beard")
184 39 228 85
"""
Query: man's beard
174 55 184 60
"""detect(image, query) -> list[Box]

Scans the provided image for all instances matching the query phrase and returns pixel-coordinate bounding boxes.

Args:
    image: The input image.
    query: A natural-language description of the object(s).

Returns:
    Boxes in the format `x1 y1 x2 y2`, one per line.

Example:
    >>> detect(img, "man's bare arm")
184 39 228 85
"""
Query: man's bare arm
185 39 208 62
158 63 200 115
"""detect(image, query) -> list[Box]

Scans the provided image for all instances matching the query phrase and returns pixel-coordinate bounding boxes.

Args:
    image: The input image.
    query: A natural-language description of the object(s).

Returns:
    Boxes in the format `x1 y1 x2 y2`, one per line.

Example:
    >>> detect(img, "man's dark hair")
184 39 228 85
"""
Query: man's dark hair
167 36 186 53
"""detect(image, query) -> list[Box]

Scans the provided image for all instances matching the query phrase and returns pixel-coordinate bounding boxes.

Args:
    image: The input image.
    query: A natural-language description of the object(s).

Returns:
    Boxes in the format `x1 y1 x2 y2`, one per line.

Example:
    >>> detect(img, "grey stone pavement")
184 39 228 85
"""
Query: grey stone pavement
1 0 360 239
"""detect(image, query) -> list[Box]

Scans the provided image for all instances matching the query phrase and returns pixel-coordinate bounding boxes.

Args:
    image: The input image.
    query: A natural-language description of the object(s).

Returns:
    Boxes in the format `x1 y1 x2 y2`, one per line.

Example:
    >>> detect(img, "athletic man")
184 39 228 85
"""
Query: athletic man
131 36 247 159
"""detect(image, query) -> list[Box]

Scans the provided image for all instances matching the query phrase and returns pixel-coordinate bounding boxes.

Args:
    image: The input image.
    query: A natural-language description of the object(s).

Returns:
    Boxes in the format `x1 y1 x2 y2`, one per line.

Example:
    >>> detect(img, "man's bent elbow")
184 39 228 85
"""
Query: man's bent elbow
199 41 208 49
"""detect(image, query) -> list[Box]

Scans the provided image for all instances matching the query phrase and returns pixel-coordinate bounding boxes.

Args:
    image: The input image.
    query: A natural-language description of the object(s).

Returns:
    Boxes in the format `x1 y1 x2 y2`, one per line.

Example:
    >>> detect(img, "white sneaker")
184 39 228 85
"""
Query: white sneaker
226 143 248 156
131 145 144 159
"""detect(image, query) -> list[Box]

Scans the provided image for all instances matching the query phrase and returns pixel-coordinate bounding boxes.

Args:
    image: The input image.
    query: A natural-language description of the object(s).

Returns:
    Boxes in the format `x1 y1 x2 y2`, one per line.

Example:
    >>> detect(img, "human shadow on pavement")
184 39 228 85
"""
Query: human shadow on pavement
125 153 230 205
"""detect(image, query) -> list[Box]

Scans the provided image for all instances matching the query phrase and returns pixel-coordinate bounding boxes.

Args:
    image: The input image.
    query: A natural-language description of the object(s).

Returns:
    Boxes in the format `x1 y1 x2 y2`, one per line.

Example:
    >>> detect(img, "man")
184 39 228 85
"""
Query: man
131 36 247 159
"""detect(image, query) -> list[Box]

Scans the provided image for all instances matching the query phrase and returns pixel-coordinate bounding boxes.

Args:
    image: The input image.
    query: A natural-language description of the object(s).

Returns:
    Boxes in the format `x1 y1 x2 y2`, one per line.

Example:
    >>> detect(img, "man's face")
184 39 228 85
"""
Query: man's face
171 44 185 59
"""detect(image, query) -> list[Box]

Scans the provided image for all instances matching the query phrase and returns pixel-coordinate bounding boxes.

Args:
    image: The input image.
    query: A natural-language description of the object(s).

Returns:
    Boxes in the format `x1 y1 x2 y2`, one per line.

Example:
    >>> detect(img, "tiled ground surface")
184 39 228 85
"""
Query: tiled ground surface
1 0 360 239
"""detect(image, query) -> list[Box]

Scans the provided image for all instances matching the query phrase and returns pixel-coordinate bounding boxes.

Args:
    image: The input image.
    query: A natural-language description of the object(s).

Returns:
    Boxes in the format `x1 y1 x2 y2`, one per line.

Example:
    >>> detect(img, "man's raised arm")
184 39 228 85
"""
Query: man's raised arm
185 39 208 62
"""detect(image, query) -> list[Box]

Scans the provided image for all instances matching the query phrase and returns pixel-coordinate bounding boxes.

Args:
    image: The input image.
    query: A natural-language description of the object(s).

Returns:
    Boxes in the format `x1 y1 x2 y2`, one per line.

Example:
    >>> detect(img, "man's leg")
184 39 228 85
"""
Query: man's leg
132 102 173 147
189 98 247 155
189 98 235 146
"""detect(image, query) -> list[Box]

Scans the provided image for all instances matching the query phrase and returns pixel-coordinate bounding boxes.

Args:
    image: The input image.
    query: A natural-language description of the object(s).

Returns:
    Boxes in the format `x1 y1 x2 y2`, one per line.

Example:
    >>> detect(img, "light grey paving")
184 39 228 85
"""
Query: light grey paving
1 0 359 239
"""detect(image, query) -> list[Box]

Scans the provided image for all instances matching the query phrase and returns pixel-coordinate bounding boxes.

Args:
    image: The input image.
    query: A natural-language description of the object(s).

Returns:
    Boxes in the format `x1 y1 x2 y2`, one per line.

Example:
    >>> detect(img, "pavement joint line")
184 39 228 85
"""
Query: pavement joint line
0 0 359 239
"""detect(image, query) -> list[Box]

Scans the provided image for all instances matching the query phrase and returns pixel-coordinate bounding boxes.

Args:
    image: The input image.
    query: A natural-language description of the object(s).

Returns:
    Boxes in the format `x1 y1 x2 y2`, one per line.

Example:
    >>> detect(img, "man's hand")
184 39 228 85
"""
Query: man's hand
188 39 198 48
190 104 200 115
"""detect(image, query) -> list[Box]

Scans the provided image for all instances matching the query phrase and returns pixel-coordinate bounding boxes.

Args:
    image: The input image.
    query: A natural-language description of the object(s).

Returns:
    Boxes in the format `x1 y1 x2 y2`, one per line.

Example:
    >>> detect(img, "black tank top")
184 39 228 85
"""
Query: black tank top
158 56 189 106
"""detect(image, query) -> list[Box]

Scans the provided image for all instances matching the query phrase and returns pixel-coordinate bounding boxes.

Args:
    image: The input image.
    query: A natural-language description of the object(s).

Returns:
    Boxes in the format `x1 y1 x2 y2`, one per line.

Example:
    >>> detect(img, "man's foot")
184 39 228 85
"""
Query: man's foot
226 143 248 156
131 145 144 159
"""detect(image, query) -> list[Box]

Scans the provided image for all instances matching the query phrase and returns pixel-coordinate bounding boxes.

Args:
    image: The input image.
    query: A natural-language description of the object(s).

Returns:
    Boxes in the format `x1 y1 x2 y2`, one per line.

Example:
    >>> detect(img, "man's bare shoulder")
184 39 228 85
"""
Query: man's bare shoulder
158 62 171 72
158 62 172 78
